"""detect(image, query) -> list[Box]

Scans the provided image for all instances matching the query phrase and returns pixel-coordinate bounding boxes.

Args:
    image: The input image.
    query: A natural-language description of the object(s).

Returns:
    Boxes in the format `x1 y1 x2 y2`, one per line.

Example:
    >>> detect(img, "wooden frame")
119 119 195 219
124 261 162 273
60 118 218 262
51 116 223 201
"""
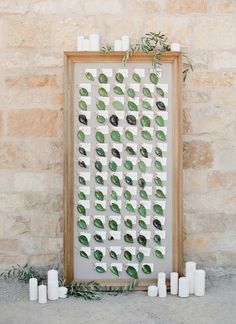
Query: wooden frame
64 51 183 288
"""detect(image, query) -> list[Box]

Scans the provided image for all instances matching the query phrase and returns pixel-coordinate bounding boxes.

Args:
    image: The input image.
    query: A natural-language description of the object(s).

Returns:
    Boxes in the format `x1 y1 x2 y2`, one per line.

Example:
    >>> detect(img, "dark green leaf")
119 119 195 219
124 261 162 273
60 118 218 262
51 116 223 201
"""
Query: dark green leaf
142 100 152 110
93 218 104 229
78 114 88 125
78 176 86 185
142 264 152 274
98 87 108 97
141 115 151 127
115 72 124 83
94 234 103 243
95 266 106 273
155 249 164 259
156 87 164 97
155 189 166 199
143 87 152 98
110 114 119 126
78 191 86 200
111 148 120 158
126 203 135 212
140 147 148 158
79 88 89 96
153 204 163 215
109 250 117 260
125 176 133 186
127 88 135 98
124 250 132 261
155 147 162 157
111 190 118 201
85 72 94 81
126 115 137 125
154 176 163 187
136 252 144 263
95 131 105 143
138 178 146 189
95 203 105 212
95 160 103 172
140 190 148 200
109 219 118 231
156 130 166 142
95 190 104 201
150 73 158 85
111 130 121 142
126 266 138 279
111 175 121 187
124 190 132 201
138 204 146 217
124 160 133 170
137 235 147 246
141 130 152 140
153 219 162 230
155 160 163 171
96 147 106 157
113 86 124 95
154 234 161 245
77 204 86 216
96 100 106 110
124 234 133 243
109 161 117 172
124 219 133 228
139 220 147 229
156 101 166 111
155 115 164 127
79 235 89 246
128 101 138 111
94 250 103 261
78 160 86 168
125 146 136 155
110 203 120 214
95 175 104 185
98 73 108 84
79 146 86 156
132 73 141 83
80 250 89 259
111 266 119 277
77 219 87 229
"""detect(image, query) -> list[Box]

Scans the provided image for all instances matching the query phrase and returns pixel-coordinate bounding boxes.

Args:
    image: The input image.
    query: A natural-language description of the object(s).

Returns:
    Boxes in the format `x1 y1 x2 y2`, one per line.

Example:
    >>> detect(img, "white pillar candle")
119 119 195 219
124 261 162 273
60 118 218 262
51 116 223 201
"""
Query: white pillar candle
83 39 90 51
77 35 84 51
58 287 68 299
147 285 158 297
158 285 167 298
48 280 59 300
89 33 100 51
121 35 129 51
29 278 38 301
178 277 189 298
47 269 58 282
170 272 178 295
38 284 47 304
194 270 205 297
186 261 196 294
157 272 166 286
114 39 122 51
170 43 181 51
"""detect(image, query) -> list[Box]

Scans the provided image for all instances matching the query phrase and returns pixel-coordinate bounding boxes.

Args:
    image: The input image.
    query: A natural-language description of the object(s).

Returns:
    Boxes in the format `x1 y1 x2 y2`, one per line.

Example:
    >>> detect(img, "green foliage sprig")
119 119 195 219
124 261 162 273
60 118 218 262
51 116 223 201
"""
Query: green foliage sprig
0 264 44 284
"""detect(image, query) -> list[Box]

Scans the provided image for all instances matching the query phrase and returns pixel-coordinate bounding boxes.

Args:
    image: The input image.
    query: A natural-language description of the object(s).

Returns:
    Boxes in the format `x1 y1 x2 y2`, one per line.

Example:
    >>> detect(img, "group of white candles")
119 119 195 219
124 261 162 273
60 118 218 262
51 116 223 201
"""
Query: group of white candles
77 33 181 52
29 270 68 304
148 261 205 298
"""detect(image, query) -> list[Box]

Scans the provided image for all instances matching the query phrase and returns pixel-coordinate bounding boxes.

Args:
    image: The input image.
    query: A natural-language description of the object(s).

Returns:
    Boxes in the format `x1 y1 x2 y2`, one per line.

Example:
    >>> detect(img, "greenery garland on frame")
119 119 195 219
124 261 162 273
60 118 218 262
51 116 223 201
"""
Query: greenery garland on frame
0 264 138 300
101 31 193 82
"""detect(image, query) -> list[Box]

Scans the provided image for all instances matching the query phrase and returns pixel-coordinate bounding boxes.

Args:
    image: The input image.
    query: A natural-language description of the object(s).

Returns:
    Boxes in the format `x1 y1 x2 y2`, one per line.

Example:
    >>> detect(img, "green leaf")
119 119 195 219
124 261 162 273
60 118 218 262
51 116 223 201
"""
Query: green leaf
77 130 85 142
124 190 132 201
138 161 147 173
155 160 163 171
110 203 121 214
137 235 147 246
132 73 141 83
127 88 135 98
150 73 158 85
138 204 146 217
95 131 105 143
78 191 86 200
126 115 137 125
85 72 94 81
138 178 146 189
111 266 119 277
155 249 164 259
77 219 87 229
80 250 89 259
154 176 163 187
155 189 166 199
140 115 151 127
154 234 161 245
112 100 124 111
109 219 118 231
96 100 106 110
96 115 105 124
124 234 133 243
136 252 144 263
140 190 148 200
96 147 106 157
153 204 163 216
78 176 86 185
125 176 133 186
93 218 104 229
156 130 166 142
78 114 88 125
155 147 162 157
95 160 103 172
115 72 124 83
109 161 117 172
110 114 119 126
113 85 124 95
111 190 118 201
77 204 86 216
142 100 152 110
111 130 121 142
78 235 89 246
109 250 118 260
155 115 164 127
139 219 147 229
142 264 152 274
79 88 89 96
126 203 135 213
126 266 138 279
125 146 136 155
156 87 164 97
156 101 166 111
111 148 120 158
141 130 152 141
124 250 132 261
79 146 86 156
124 219 133 229
98 73 108 84
140 147 148 158
95 203 105 212
94 250 103 261
125 130 134 141
98 87 108 97
94 234 103 243
128 101 138 111
95 266 106 273
153 219 162 230
111 175 121 187
95 190 104 201
95 175 104 185
78 160 86 168
124 160 133 171
143 87 152 98
79 100 87 110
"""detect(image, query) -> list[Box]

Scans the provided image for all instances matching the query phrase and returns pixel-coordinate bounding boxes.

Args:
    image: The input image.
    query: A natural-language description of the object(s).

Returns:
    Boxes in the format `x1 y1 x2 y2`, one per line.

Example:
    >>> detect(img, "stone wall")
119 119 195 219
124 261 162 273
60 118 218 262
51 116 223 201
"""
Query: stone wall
0 0 235 279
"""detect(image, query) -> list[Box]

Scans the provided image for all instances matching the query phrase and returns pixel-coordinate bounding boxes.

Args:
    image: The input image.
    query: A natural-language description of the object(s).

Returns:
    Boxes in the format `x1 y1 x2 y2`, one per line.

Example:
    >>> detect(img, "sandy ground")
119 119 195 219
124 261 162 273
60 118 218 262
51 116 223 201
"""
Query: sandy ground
0 278 236 324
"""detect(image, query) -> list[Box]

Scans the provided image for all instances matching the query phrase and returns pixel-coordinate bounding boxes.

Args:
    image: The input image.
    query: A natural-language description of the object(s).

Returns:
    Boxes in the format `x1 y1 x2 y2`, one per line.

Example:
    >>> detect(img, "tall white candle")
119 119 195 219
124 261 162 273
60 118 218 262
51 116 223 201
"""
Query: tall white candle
77 36 84 51
158 285 167 298
29 278 38 301
178 277 189 298
38 284 47 304
58 287 68 299
186 261 196 294
170 43 181 51
170 272 178 295
47 269 58 282
147 285 158 297
195 270 205 297
157 272 166 286
114 39 122 51
48 280 59 300
121 35 129 51
89 33 100 51
83 39 90 51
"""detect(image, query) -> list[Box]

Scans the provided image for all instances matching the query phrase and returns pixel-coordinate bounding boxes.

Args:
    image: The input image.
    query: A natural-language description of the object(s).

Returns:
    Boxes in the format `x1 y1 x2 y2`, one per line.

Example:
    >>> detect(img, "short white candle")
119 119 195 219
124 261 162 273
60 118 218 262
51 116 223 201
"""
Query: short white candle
83 39 90 51
157 272 166 286
121 35 129 51
48 280 59 300
77 35 84 51
147 285 158 297
170 43 181 52
178 277 189 298
170 272 178 295
29 278 38 301
38 284 47 304
194 270 205 297
89 33 100 51
114 39 122 51
58 287 68 299
186 261 196 294
158 285 167 298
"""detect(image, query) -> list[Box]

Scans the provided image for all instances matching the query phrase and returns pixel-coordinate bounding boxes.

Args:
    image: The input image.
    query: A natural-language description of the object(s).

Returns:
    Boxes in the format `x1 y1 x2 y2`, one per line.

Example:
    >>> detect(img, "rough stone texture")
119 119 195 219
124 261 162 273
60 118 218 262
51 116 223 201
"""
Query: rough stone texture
0 0 235 280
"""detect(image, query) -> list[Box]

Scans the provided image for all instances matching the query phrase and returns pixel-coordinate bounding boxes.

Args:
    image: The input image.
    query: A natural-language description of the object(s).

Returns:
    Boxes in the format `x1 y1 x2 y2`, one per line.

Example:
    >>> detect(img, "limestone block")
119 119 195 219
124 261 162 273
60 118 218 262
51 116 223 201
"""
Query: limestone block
184 140 213 169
